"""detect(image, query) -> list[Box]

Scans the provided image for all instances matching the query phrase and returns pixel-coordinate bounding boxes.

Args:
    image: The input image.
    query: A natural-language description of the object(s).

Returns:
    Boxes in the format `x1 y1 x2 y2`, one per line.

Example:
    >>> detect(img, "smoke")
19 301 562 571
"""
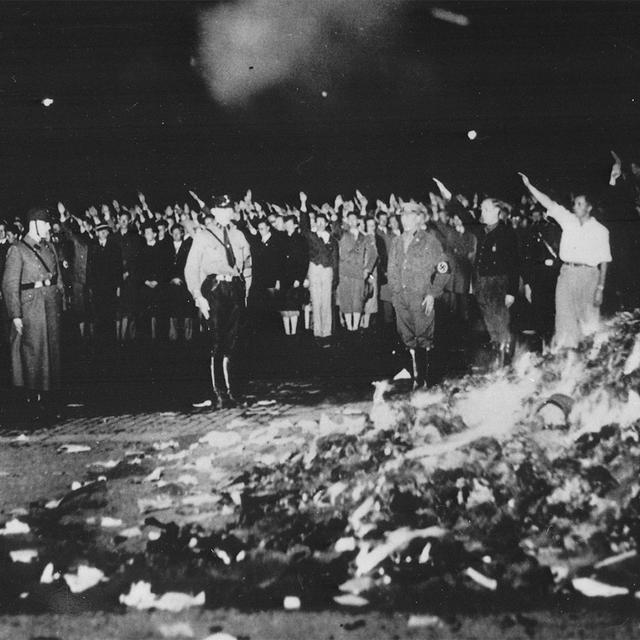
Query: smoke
196 0 403 106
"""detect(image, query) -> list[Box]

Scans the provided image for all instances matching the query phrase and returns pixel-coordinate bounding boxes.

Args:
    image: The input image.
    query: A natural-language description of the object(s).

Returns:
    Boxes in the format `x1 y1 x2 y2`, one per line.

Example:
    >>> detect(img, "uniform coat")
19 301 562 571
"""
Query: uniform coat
388 229 449 349
184 223 252 358
1 236 64 391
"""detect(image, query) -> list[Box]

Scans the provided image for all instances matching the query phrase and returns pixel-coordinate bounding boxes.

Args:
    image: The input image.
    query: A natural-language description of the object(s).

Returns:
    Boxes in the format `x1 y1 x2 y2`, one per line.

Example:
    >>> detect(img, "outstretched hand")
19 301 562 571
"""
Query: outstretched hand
517 172 531 188
433 177 452 201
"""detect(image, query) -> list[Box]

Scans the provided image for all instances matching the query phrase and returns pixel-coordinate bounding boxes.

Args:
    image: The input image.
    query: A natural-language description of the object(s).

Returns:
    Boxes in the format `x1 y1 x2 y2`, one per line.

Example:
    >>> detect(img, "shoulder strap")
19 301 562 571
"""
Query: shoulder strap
205 227 241 276
21 240 54 275
535 230 558 260
366 256 379 279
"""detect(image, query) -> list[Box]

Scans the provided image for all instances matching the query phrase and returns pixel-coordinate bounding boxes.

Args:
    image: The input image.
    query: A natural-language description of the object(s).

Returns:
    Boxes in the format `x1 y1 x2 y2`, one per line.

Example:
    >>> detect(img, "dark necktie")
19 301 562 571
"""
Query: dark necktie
222 226 236 269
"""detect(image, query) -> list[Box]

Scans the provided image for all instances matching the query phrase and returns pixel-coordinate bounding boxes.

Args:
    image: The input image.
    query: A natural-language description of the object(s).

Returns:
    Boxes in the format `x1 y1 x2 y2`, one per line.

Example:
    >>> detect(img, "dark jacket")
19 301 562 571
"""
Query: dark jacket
168 237 193 282
299 210 339 273
474 223 520 297
522 220 561 286
88 238 123 296
250 232 284 289
281 230 309 287
112 228 141 279
138 241 169 285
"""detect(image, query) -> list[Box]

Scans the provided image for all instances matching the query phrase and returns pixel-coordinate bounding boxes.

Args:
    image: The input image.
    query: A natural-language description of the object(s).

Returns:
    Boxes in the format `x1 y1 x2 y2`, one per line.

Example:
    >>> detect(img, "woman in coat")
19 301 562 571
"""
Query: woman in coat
336 211 377 332
279 214 309 336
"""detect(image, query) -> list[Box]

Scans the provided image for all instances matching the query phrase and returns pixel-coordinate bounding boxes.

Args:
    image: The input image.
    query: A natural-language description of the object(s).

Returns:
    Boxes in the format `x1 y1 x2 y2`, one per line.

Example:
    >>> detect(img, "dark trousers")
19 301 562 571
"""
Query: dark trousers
530 267 559 342
201 275 245 358
475 275 511 345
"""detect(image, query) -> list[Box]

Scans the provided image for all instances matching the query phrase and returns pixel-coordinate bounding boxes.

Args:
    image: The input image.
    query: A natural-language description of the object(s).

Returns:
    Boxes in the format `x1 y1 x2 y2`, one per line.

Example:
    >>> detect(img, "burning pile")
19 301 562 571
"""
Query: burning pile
186 309 640 609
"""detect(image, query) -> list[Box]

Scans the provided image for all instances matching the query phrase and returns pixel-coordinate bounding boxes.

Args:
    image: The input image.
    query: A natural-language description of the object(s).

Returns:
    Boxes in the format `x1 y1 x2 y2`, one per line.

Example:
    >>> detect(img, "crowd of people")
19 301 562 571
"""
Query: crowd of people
1 150 640 404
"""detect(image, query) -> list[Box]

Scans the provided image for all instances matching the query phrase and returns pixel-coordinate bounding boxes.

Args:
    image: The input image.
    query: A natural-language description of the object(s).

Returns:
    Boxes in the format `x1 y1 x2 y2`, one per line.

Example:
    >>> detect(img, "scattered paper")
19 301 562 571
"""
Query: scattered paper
0 518 30 535
100 517 123 528
58 444 91 454
335 537 356 553
339 576 374 595
40 563 60 584
465 567 497 591
45 498 62 509
12 434 29 442
393 368 411 381
333 594 369 607
283 595 301 610
407 615 445 629
88 459 120 469
594 550 637 569
355 527 447 576
64 565 107 593
10 549 38 563
153 440 179 451
573 577 629 597
138 496 173 513
118 526 142 539
119 581 205 611
144 467 164 482
202 634 237 640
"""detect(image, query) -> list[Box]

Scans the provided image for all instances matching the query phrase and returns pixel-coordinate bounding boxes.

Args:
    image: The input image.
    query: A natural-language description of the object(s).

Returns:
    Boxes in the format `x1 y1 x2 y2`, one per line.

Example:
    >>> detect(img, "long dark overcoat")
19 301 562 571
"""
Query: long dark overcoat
1 235 63 391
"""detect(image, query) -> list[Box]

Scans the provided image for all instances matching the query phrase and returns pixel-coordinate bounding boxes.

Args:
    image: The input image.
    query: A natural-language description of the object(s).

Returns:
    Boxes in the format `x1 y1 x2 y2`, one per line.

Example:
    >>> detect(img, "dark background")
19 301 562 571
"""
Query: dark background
1 1 639 218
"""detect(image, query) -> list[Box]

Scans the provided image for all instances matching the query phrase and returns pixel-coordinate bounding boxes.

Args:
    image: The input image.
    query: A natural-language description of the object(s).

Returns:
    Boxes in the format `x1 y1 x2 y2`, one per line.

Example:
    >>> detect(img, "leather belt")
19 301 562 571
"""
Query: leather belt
563 262 596 268
21 276 57 290
215 274 236 282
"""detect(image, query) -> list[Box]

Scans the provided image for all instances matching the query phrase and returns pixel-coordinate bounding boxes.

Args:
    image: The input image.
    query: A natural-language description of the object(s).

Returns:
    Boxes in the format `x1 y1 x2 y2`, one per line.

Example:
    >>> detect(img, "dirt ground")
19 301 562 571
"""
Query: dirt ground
1 328 639 639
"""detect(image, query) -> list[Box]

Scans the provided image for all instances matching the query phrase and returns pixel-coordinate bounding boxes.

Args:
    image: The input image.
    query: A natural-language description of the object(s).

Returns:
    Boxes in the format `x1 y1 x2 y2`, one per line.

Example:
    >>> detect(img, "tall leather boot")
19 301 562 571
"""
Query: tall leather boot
221 356 238 408
192 356 224 409
499 340 513 368
409 348 420 390
421 348 431 389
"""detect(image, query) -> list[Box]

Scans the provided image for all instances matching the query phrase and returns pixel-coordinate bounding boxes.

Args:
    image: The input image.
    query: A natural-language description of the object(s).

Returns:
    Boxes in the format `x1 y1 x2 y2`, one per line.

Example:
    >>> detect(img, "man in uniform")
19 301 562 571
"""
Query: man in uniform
185 195 252 408
1 207 64 401
388 203 450 388
519 173 611 348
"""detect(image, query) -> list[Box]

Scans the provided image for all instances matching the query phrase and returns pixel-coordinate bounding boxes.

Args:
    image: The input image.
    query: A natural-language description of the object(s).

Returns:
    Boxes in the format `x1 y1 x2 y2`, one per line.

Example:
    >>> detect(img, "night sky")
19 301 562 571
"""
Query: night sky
1 1 639 218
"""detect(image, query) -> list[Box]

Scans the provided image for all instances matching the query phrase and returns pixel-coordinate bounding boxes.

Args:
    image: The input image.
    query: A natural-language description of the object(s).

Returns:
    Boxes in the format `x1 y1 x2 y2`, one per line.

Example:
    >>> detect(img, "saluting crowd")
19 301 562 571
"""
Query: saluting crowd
2 149 640 401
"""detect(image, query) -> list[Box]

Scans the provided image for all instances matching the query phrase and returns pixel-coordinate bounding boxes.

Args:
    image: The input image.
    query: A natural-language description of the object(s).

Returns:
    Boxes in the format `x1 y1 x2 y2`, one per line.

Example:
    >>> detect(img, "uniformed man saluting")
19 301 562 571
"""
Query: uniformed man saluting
185 195 252 408
2 207 64 401
388 203 450 388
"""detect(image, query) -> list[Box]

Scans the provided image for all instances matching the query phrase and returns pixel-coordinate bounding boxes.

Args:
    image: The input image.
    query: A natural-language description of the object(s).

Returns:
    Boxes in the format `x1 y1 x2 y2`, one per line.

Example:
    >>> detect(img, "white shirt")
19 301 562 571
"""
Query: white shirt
546 203 612 266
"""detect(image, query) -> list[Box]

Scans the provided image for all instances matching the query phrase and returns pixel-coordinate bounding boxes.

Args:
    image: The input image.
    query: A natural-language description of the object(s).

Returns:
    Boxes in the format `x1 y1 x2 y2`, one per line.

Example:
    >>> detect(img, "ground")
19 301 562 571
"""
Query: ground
0 322 639 639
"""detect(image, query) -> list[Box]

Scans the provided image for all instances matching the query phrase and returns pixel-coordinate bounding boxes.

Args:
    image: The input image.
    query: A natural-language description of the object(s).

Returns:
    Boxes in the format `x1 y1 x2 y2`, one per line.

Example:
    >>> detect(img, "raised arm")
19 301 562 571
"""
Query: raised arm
518 173 555 210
